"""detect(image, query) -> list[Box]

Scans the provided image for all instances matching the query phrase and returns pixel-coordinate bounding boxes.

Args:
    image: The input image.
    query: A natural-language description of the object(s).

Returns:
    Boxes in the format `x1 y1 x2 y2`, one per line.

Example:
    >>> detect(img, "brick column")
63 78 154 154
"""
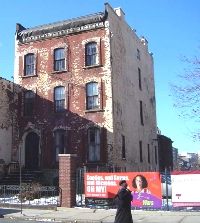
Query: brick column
59 154 77 207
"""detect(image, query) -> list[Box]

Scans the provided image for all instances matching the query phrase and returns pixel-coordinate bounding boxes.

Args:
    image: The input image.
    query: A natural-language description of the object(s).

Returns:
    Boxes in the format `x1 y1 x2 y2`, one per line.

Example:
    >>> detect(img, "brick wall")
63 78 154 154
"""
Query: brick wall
13 27 112 169
0 78 13 166
59 154 77 207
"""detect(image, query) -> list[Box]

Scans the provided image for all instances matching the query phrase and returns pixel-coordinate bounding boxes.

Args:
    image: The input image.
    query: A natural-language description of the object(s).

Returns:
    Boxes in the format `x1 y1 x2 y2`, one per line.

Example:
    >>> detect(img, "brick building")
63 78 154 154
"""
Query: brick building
157 134 173 172
0 77 13 179
13 3 158 185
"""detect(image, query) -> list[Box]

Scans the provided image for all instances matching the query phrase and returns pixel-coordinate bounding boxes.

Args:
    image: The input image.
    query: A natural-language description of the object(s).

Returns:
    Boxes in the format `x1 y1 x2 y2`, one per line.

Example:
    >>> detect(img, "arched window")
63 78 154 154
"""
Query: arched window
54 48 65 71
24 90 34 116
54 86 65 112
24 53 34 76
86 82 98 110
85 42 97 66
88 128 100 162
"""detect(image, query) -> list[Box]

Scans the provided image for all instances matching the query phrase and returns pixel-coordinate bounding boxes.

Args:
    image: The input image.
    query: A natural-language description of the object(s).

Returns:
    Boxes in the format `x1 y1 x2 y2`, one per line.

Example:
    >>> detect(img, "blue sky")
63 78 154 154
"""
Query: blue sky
0 0 200 154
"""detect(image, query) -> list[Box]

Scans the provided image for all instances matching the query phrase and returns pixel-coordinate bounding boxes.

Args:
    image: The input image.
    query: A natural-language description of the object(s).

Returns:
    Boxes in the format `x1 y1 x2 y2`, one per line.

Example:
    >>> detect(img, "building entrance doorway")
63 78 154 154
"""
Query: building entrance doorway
25 132 39 169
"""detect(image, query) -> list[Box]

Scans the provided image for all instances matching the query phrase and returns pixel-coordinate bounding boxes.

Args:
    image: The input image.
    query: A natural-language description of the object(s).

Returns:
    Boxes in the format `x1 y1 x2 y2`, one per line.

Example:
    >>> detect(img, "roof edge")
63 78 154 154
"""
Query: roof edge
16 11 108 43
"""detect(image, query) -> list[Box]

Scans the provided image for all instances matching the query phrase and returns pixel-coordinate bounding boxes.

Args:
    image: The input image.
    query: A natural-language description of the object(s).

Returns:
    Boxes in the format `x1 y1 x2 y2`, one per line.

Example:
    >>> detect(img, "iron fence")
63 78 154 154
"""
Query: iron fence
0 185 61 206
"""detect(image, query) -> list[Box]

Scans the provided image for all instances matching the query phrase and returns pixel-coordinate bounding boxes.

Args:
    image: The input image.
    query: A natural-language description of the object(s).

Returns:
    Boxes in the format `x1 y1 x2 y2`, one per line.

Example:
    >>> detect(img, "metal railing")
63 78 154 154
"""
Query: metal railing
0 185 61 206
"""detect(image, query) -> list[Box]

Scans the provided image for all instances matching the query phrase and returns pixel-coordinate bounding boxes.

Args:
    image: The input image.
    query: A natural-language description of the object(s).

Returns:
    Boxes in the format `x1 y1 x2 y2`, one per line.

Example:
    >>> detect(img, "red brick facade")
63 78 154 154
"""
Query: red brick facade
13 10 112 185
59 154 77 207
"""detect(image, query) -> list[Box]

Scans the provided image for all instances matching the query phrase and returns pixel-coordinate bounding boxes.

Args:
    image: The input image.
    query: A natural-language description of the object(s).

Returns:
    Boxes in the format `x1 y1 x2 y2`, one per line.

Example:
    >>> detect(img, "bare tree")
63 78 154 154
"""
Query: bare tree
170 47 200 140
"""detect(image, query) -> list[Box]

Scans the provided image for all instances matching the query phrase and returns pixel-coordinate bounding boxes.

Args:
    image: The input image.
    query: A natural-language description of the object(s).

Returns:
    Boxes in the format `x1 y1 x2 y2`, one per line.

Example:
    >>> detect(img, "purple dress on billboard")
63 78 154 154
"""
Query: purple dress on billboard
131 189 162 208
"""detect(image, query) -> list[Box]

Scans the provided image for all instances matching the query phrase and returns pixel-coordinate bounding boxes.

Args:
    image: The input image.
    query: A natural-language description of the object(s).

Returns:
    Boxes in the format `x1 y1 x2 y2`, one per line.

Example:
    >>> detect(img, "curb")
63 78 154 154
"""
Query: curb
3 215 104 223
0 203 57 210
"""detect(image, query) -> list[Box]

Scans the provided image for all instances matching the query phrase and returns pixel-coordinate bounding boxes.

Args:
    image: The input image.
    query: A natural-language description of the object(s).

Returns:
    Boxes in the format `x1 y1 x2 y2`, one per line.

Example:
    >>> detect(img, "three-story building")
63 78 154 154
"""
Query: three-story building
13 3 158 185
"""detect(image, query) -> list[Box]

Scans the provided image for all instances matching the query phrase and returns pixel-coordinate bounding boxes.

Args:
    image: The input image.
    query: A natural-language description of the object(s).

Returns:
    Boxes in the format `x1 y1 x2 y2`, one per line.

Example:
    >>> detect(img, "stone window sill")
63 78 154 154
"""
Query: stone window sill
82 64 103 69
84 109 105 114
51 70 68 74
22 74 38 78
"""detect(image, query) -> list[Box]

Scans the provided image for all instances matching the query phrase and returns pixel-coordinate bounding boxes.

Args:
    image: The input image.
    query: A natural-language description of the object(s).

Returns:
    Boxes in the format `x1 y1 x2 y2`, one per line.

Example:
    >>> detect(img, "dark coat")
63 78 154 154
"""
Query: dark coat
114 188 133 223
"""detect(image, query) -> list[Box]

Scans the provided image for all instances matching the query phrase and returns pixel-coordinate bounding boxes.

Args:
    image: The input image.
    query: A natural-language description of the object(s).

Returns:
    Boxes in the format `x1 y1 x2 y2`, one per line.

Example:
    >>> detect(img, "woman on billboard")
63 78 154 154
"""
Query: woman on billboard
131 173 162 208
132 174 151 194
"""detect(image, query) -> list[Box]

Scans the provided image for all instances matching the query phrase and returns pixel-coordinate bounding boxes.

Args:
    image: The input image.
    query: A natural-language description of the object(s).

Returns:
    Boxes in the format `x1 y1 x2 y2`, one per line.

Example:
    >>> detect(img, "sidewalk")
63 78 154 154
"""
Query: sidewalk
1 206 200 223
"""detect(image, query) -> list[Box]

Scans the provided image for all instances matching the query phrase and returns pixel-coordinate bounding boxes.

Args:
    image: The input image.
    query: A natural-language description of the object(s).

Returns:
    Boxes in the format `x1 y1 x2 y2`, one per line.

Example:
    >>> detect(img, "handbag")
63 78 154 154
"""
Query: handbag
113 193 124 206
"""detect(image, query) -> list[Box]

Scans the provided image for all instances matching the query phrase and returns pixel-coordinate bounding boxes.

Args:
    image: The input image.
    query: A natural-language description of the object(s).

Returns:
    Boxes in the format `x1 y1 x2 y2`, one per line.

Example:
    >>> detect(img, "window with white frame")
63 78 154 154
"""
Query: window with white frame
24 90 34 116
85 42 97 66
24 53 34 76
54 86 65 112
55 130 65 162
54 48 65 71
86 82 99 110
88 128 100 162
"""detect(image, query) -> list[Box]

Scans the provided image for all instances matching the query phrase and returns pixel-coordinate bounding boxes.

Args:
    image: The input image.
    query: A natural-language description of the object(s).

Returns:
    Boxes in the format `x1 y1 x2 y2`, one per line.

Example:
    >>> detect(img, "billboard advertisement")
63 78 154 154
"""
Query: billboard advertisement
171 171 200 207
84 172 162 208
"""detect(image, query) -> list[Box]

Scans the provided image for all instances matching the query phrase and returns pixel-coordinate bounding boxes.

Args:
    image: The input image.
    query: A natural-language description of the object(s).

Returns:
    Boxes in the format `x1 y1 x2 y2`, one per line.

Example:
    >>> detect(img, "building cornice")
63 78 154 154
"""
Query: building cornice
16 12 107 44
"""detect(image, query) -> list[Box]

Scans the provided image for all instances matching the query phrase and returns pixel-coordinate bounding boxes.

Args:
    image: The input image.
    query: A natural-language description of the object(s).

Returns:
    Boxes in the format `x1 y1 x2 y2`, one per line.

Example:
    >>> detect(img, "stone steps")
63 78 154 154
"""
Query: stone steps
0 169 42 185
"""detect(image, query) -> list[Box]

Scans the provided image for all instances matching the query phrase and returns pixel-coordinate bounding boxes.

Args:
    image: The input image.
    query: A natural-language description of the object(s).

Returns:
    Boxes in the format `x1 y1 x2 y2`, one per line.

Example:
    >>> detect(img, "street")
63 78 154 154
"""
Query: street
1 220 39 223
1 207 200 223
0 219 61 223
